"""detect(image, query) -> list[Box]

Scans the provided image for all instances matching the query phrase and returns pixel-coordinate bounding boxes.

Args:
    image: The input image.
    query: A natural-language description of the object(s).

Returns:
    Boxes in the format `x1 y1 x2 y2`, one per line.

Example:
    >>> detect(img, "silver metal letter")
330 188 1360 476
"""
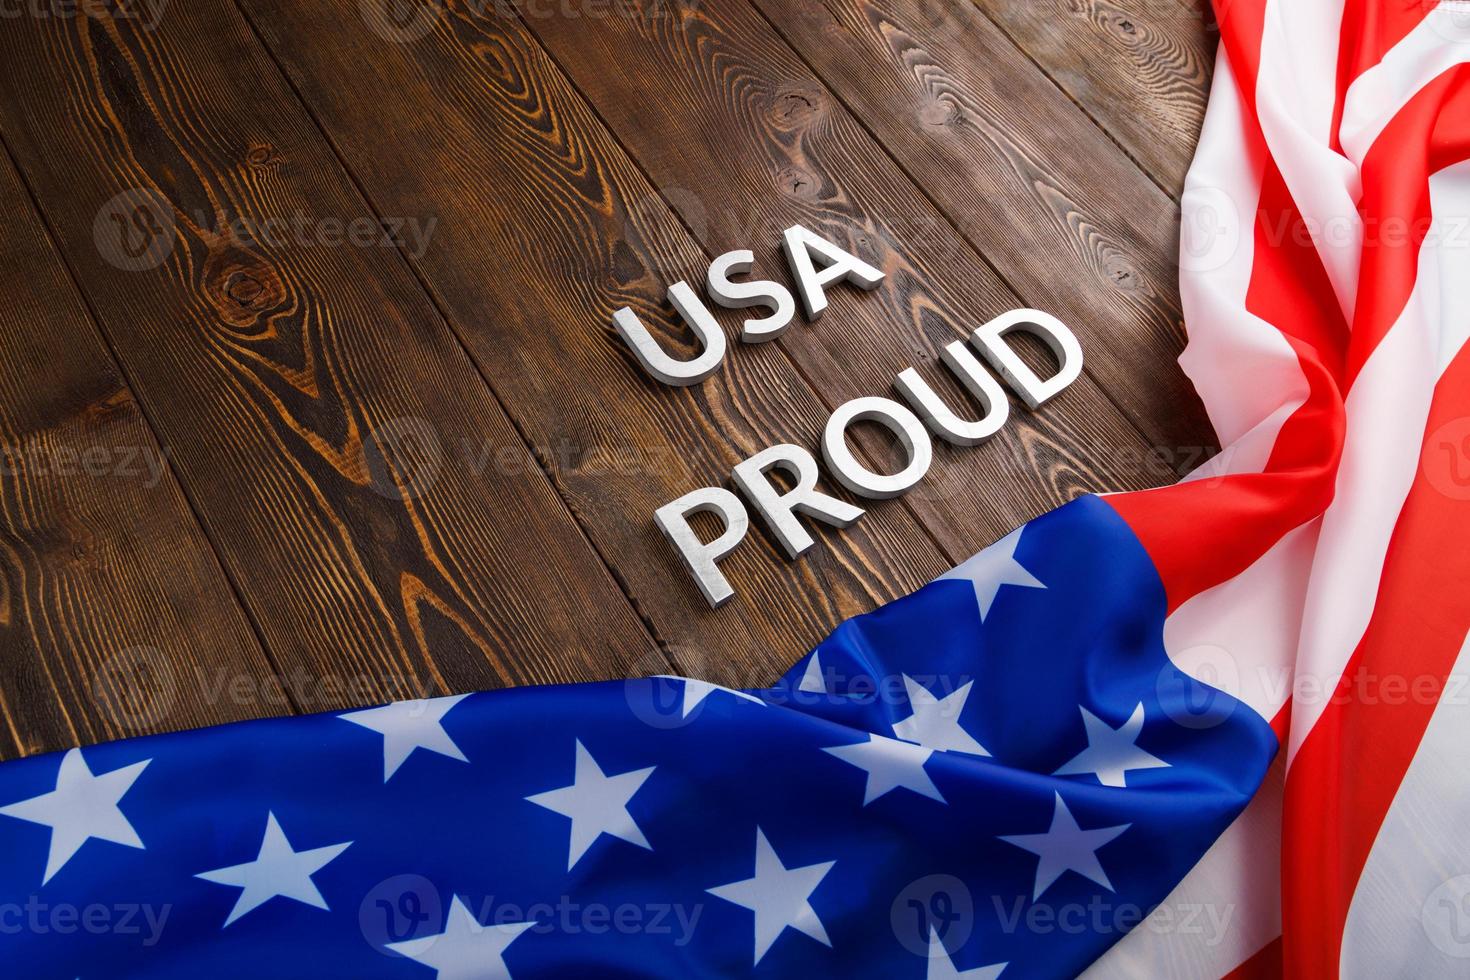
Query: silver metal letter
781 223 885 322
706 249 796 343
821 397 933 500
894 340 1011 446
613 280 728 386
654 486 750 608
970 308 1084 409
731 443 864 559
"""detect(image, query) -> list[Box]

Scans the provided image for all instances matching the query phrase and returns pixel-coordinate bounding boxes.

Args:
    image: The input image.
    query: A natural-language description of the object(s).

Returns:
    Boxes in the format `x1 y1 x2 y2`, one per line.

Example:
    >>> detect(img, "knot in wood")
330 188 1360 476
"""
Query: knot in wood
245 143 282 170
774 164 820 200
770 84 824 128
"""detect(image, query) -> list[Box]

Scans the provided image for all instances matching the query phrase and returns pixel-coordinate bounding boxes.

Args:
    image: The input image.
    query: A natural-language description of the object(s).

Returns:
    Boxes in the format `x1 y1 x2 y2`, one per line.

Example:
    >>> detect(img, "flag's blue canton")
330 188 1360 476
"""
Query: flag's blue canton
0 495 1278 978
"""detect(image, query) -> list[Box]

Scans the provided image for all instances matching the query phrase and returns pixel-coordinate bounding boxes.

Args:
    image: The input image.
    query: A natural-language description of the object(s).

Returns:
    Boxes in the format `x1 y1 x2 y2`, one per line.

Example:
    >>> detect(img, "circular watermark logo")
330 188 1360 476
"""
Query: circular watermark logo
1422 417 1470 501
360 0 444 43
624 673 696 730
91 646 177 732
623 645 716 730
1422 874 1470 959
890 874 973 958
1429 2 1470 43
1178 184 1242 273
365 416 444 501
360 874 443 952
93 187 176 272
1156 645 1239 730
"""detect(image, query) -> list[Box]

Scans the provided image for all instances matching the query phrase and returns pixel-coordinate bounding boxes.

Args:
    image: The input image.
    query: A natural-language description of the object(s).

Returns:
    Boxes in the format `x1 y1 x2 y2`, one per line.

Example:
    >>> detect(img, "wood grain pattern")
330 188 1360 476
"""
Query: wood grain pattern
506 0 1190 551
753 0 1213 453
0 4 662 716
239 0 953 687
973 0 1217 196
0 0 1216 750
0 150 290 760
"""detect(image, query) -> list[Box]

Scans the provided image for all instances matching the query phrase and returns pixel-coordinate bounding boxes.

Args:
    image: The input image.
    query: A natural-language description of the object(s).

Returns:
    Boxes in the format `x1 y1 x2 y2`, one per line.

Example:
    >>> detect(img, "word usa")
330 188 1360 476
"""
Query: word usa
614 224 1083 608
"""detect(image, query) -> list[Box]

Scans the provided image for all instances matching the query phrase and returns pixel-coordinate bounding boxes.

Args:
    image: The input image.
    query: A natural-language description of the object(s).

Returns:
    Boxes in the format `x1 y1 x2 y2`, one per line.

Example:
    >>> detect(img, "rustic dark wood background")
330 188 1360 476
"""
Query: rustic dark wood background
0 0 1218 759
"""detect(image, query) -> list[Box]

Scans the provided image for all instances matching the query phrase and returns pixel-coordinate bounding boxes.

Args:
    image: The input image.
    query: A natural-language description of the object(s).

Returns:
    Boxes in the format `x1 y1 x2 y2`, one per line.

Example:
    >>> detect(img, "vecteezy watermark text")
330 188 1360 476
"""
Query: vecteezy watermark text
0 0 168 29
208 210 440 260
993 896 1236 945
360 877 703 952
93 187 439 273
0 898 171 946
0 442 170 488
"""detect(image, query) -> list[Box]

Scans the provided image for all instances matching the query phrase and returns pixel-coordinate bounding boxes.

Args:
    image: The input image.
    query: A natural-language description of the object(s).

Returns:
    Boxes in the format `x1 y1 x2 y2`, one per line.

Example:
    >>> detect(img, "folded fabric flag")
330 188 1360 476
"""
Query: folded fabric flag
0 496 1272 978
5 1 1470 977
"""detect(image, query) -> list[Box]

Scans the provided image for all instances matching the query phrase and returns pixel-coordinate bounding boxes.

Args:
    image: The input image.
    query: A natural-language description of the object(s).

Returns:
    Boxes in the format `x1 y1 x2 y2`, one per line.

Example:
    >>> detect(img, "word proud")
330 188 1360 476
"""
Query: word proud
614 224 1083 608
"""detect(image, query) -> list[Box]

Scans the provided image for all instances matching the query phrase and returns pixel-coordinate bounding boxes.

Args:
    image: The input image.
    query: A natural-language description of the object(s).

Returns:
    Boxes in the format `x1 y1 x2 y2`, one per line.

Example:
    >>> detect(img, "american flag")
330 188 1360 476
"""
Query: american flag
2 1 1468 976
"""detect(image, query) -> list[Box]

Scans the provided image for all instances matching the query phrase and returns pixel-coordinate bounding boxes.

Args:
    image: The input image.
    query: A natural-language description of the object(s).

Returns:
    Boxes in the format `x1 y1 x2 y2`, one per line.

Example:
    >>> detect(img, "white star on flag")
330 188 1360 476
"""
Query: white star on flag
892 675 990 757
937 526 1045 620
797 652 826 694
526 740 655 870
824 734 946 805
926 927 1007 979
707 828 835 966
999 793 1129 900
653 677 765 718
1053 703 1169 788
339 694 471 781
195 812 352 926
0 748 150 884
386 894 534 980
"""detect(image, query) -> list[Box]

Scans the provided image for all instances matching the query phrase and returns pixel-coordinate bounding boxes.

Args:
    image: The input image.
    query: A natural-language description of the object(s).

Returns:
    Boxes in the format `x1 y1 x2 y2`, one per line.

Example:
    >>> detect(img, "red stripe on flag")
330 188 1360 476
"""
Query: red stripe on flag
1108 159 1347 611
1331 0 1441 153
1224 936 1284 980
1215 0 1268 107
1346 65 1470 388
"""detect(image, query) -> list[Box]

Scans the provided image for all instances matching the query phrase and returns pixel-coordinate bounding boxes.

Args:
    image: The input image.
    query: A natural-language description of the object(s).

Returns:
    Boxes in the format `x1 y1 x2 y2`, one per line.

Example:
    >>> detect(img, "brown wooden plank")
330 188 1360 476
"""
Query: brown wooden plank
0 149 290 760
753 0 1214 454
237 0 954 686
498 1 1190 548
973 0 1217 196
0 7 662 709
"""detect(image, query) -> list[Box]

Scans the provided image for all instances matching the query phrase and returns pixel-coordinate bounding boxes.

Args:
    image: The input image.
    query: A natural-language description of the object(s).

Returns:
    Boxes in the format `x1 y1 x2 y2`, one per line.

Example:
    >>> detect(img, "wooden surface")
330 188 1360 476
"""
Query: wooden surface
0 0 1218 760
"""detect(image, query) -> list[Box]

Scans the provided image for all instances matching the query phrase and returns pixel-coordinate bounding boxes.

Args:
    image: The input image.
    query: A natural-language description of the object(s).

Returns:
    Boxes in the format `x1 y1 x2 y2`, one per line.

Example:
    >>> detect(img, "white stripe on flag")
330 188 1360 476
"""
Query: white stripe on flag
1340 632 1470 975
1173 53 1289 453
1165 521 1317 721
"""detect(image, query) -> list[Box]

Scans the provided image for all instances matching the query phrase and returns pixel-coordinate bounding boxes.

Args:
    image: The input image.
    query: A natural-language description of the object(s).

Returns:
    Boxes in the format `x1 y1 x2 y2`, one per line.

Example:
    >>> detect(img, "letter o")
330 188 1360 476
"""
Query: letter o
821 397 933 499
